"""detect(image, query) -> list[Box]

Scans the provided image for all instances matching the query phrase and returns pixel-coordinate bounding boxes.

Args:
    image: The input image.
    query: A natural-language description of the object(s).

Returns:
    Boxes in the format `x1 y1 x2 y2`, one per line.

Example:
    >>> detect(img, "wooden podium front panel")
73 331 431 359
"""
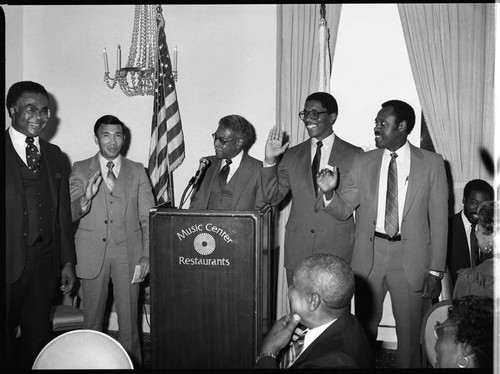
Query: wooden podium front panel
150 210 262 369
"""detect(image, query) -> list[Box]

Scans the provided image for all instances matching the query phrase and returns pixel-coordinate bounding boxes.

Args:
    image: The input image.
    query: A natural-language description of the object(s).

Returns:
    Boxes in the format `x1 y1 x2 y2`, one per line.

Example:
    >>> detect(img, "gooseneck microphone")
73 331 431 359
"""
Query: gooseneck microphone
190 157 210 187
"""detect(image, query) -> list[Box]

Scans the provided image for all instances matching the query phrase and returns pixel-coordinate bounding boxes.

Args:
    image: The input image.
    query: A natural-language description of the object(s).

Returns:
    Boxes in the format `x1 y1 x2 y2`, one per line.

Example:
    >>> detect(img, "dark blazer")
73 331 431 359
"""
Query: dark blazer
261 136 363 270
447 212 472 286
189 152 265 211
255 311 374 369
5 130 76 284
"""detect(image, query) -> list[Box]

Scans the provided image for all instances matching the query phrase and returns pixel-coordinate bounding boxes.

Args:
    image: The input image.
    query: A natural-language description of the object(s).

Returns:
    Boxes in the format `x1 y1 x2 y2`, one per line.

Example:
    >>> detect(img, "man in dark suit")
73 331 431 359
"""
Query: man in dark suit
255 253 374 369
262 92 363 282
189 114 265 210
5 81 77 370
70 115 155 365
447 179 493 286
319 100 448 368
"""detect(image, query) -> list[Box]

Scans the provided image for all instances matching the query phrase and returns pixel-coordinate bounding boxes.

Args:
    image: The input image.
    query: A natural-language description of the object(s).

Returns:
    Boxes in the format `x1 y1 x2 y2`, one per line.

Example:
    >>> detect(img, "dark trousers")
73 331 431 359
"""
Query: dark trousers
5 242 56 371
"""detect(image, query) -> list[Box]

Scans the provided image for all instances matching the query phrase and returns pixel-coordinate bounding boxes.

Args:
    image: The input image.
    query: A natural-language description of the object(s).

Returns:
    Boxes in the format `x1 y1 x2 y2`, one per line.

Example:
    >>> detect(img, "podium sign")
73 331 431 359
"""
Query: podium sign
150 208 273 369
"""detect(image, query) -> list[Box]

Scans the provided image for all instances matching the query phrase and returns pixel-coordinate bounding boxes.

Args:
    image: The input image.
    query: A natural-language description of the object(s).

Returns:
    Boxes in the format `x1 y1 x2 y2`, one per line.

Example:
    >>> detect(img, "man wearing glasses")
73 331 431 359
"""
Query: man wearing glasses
189 114 265 211
5 81 77 370
262 92 363 283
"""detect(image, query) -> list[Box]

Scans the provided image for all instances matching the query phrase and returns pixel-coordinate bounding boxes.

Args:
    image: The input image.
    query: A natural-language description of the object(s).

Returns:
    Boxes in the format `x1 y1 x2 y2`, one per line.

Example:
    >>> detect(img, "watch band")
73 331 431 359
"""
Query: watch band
429 270 444 279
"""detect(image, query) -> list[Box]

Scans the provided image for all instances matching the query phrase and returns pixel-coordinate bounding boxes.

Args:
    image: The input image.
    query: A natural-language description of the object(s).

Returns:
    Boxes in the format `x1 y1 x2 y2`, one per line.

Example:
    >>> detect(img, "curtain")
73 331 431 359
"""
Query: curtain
398 3 495 214
275 4 342 319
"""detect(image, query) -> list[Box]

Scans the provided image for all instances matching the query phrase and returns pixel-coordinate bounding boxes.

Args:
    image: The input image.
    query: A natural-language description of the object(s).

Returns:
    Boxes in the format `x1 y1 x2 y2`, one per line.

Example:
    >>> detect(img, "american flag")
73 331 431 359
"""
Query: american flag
148 10 185 205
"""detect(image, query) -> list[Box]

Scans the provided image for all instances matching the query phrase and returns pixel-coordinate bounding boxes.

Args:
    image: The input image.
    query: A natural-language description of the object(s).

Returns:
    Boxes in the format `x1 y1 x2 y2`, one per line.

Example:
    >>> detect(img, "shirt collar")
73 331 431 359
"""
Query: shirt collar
9 126 41 150
383 140 410 159
312 131 335 147
98 153 122 174
302 318 337 353
223 150 243 170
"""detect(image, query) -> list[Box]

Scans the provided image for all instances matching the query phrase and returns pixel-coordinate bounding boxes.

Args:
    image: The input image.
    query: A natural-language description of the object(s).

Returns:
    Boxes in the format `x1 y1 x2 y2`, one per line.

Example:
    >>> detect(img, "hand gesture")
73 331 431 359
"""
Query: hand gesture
317 167 339 195
265 126 290 165
421 273 442 299
60 263 77 295
260 313 301 356
85 170 102 201
136 256 150 283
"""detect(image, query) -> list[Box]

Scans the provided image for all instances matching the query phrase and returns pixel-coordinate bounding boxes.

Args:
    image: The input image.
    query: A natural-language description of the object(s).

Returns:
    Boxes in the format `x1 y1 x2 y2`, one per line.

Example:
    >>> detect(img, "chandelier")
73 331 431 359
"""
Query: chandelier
103 5 177 96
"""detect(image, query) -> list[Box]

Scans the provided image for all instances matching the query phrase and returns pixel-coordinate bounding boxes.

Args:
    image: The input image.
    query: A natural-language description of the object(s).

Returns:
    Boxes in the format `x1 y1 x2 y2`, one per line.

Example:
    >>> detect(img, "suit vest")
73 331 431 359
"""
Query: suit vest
207 168 239 210
16 153 52 246
102 172 126 247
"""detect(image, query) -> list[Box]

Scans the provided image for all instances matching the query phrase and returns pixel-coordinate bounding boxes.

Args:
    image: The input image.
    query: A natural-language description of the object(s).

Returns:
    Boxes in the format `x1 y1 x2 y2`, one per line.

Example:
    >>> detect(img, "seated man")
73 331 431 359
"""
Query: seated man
255 253 374 369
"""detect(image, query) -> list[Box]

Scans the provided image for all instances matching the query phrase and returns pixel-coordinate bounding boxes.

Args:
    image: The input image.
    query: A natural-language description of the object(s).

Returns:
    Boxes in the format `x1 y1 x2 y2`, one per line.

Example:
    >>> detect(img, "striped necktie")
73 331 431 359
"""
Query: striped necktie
106 161 117 191
384 152 399 238
279 329 308 368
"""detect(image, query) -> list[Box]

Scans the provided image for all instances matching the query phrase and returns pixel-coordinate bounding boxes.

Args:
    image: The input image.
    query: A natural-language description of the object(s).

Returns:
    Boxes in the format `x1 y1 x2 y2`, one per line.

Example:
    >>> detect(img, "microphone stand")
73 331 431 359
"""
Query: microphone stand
179 177 196 209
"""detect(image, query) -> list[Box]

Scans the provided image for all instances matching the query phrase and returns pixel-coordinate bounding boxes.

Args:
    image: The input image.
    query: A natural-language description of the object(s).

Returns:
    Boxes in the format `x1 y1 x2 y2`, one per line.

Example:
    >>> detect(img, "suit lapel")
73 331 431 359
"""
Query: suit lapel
231 153 249 209
369 150 384 213
5 131 26 206
39 140 58 207
402 144 424 219
118 157 132 217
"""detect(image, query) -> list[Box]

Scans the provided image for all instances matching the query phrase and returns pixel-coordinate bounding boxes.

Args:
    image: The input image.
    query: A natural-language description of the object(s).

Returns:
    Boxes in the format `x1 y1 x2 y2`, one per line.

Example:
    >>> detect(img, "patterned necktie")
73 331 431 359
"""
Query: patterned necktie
218 159 232 188
279 329 308 369
470 224 479 267
384 152 399 238
106 161 117 191
25 136 41 174
311 141 323 196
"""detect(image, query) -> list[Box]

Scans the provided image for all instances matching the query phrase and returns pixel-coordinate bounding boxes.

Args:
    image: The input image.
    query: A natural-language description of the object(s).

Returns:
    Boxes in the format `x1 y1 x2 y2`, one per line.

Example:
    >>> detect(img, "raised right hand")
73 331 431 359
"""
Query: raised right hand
84 170 102 202
265 126 290 164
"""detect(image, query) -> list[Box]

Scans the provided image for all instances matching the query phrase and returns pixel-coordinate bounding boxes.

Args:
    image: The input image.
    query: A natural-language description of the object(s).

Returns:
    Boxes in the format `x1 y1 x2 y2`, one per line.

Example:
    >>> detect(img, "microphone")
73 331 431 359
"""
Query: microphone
191 157 210 187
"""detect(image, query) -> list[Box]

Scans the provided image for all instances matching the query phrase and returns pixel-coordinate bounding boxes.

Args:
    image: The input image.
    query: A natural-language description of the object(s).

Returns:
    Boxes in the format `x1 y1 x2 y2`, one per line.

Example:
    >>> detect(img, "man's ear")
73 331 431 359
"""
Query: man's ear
329 112 337 125
398 120 407 133
8 107 15 118
236 138 244 150
94 135 99 145
308 293 321 312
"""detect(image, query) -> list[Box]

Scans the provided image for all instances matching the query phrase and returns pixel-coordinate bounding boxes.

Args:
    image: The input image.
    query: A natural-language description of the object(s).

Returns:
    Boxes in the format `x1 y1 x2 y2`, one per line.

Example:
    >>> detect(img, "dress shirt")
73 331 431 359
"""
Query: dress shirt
223 150 243 182
99 153 122 178
311 132 335 170
297 318 336 360
461 210 475 263
376 141 411 234
9 126 41 165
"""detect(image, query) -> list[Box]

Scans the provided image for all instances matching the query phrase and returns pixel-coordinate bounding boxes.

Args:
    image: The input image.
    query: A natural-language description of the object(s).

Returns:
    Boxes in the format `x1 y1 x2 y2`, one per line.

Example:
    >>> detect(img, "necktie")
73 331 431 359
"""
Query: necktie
106 161 117 191
384 152 399 238
25 137 41 174
218 159 232 188
279 329 308 369
470 224 479 267
311 141 323 196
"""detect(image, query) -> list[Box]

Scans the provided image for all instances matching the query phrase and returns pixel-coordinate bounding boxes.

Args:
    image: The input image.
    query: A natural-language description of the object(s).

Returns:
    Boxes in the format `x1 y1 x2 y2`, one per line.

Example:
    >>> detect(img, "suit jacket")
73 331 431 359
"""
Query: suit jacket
70 153 155 279
255 311 374 369
189 152 265 211
261 136 363 269
447 212 472 286
325 143 448 291
5 130 76 284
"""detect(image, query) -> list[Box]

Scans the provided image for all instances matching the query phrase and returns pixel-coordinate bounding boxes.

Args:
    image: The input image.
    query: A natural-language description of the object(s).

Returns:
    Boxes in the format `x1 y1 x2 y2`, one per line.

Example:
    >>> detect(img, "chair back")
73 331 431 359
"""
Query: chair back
32 329 134 369
421 300 452 367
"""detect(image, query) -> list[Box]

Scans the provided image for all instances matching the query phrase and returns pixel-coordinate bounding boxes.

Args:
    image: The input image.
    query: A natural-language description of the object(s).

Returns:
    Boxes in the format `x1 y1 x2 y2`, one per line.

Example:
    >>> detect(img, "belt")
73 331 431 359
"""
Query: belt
374 231 401 242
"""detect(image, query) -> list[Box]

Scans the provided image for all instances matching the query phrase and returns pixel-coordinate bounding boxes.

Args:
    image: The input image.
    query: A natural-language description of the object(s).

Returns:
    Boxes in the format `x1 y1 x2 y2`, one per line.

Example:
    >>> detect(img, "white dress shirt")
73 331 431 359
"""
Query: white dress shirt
376 141 411 234
223 150 243 182
298 318 337 359
9 126 41 165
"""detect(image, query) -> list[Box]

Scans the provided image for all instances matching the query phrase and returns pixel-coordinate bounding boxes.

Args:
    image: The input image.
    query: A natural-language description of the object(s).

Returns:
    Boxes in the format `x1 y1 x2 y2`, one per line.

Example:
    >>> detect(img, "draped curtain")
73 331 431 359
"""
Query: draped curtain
275 4 342 319
398 3 495 214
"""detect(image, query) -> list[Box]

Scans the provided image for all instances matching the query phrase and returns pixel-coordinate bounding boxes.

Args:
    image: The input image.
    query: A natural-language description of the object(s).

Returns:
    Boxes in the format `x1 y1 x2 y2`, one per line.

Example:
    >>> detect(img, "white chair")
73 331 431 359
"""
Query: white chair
420 300 452 368
32 329 134 369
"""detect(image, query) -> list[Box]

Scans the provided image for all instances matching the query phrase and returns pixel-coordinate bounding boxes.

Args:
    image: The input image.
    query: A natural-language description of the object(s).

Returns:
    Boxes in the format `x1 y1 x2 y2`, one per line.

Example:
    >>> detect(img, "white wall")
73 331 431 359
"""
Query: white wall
3 4 277 206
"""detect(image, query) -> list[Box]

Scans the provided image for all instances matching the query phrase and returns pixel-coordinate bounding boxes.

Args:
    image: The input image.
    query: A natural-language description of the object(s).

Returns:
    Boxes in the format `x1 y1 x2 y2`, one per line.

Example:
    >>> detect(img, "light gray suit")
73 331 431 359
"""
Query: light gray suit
70 153 155 364
261 136 363 272
325 143 448 367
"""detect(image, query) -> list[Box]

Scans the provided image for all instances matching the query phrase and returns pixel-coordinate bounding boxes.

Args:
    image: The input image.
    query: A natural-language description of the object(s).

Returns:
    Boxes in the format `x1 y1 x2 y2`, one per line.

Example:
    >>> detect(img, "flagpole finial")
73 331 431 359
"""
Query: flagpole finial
320 4 326 20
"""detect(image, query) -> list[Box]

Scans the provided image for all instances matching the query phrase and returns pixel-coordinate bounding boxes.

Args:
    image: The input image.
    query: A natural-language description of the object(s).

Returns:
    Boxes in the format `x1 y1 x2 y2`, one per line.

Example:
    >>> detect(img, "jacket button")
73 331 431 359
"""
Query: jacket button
314 208 318 213
102 238 107 242
104 220 108 224
311 229 315 233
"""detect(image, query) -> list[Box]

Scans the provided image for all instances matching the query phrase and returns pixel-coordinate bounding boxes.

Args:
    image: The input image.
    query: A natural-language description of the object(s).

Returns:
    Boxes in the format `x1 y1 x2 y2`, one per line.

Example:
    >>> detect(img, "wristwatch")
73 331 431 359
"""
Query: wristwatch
256 352 276 363
428 270 444 279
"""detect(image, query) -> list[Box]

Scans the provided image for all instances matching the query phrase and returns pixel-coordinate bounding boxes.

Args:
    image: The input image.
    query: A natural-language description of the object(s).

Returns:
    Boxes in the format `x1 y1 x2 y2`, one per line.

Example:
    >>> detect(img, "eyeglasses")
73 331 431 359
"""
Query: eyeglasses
212 133 240 146
20 105 51 119
299 110 329 121
433 321 457 339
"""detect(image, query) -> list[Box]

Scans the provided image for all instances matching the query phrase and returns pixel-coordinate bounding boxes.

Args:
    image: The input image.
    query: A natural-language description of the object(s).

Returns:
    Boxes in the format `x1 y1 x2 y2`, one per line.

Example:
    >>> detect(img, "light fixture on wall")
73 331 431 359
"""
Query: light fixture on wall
103 5 178 96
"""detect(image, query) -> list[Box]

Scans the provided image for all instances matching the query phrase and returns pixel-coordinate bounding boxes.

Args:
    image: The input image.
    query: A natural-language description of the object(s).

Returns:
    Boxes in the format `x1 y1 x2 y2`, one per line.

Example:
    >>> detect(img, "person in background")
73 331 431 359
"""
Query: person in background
434 295 493 369
69 115 155 366
453 200 497 299
255 253 374 369
262 92 363 283
447 179 494 287
189 114 265 210
318 99 448 368
5 81 77 370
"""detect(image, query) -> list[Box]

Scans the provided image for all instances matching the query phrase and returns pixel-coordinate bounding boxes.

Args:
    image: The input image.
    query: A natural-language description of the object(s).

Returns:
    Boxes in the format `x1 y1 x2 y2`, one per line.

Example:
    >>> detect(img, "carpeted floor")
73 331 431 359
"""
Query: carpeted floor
107 331 396 369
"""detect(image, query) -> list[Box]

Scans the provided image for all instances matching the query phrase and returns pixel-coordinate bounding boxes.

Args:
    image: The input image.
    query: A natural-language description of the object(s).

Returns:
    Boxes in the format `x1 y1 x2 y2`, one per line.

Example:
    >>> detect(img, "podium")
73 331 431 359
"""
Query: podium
149 206 276 369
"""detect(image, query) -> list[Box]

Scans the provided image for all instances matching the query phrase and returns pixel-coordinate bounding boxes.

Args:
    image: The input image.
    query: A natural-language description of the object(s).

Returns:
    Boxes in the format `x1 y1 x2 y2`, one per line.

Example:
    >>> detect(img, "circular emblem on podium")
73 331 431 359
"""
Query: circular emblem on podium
194 233 216 255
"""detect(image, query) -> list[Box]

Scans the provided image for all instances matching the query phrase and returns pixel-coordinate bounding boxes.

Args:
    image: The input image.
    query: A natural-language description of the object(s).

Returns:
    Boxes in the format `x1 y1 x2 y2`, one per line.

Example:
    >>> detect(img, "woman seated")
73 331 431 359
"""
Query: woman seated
453 200 496 298
434 295 493 369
